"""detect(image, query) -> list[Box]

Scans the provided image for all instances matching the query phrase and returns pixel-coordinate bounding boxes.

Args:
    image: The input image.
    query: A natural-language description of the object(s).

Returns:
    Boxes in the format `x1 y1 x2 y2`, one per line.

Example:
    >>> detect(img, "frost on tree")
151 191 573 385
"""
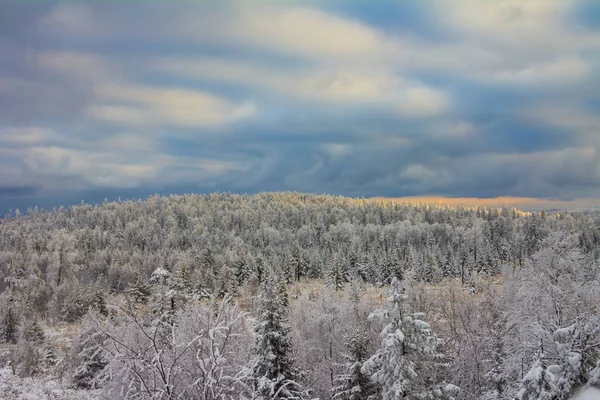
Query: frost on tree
516 321 600 400
248 275 304 400
332 328 379 400
362 277 459 400
515 359 559 400
71 313 110 389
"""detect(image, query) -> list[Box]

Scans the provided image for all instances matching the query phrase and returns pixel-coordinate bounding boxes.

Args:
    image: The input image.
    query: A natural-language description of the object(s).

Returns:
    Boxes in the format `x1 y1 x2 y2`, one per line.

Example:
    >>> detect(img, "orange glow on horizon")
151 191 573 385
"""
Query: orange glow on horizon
369 196 600 211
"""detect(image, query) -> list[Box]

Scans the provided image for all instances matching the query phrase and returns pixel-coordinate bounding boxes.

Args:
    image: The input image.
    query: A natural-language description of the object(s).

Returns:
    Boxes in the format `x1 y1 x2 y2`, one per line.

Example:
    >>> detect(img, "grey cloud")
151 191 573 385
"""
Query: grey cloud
0 0 599 212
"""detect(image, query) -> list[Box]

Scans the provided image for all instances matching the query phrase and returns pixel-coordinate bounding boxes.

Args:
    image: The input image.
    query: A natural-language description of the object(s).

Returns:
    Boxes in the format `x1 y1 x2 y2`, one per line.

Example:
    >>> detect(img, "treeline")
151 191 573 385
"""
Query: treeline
0 192 599 399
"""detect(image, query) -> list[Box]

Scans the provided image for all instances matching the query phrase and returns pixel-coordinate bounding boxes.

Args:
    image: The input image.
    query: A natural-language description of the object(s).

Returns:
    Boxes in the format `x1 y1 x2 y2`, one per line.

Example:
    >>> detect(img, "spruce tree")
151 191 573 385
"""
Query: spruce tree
2 304 19 344
290 245 305 282
332 328 379 400
235 259 252 286
43 346 58 368
21 318 45 344
327 256 345 291
515 359 558 400
250 275 304 399
72 317 109 389
363 278 458 400
126 272 152 304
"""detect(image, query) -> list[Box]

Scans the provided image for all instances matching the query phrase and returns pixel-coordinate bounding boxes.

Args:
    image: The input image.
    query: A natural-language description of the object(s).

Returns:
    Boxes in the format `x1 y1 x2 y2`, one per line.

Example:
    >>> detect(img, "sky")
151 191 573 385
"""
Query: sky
1 0 600 213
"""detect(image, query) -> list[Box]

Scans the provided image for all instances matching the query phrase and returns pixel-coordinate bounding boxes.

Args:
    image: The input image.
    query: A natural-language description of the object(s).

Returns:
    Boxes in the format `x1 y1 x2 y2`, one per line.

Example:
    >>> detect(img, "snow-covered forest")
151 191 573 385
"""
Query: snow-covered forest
0 192 599 399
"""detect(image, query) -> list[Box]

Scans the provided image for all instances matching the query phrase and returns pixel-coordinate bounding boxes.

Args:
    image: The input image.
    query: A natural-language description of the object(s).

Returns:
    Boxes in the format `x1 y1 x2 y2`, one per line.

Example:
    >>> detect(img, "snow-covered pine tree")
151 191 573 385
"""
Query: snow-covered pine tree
255 255 266 284
327 255 345 291
21 318 45 344
249 274 304 399
43 346 58 368
515 358 559 400
71 314 110 389
201 247 218 291
552 320 600 398
88 285 108 316
148 266 179 347
332 328 379 400
442 247 458 278
484 317 509 398
236 258 252 286
290 246 301 282
362 277 459 400
60 290 88 323
125 272 152 304
149 266 170 285
1 303 19 343
379 254 402 285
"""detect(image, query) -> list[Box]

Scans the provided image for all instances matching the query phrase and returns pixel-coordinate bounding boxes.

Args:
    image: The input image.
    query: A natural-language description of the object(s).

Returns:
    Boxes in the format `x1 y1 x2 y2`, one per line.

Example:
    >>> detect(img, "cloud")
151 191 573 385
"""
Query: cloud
434 0 597 51
87 83 257 128
40 3 96 35
36 51 115 82
157 56 450 117
0 129 252 195
180 4 396 62
397 87 450 117
158 57 397 101
490 57 591 85
0 0 599 212
321 143 352 157
0 127 61 146
22 146 156 189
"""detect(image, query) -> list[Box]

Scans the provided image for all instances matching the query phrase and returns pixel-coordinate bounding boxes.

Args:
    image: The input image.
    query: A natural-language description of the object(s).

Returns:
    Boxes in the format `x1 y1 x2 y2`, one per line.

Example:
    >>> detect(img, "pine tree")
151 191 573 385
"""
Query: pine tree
88 286 108 316
21 319 45 344
552 322 600 398
249 276 304 399
126 272 152 304
60 291 88 323
515 359 558 400
72 316 110 389
255 256 265 284
485 318 509 398
201 247 217 291
1 300 19 344
290 245 305 282
442 247 458 278
217 266 238 298
282 259 293 284
169 264 193 305
43 346 58 368
327 256 345 291
362 278 458 400
235 258 252 286
332 329 379 400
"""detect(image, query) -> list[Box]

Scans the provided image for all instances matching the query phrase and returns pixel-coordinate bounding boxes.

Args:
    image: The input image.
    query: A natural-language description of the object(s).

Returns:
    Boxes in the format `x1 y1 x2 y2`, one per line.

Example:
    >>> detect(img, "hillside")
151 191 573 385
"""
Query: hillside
0 192 599 399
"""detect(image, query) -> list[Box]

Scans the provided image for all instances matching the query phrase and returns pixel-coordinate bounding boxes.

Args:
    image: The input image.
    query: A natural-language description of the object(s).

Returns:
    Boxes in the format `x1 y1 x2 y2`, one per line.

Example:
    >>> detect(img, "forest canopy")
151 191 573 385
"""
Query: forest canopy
0 192 599 399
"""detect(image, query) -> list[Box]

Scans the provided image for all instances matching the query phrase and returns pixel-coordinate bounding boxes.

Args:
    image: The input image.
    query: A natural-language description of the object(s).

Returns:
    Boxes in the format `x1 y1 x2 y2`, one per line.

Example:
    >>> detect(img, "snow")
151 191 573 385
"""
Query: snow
413 320 431 331
150 267 170 283
394 329 405 343
0 366 100 400
368 309 388 322
554 324 577 339
572 387 600 400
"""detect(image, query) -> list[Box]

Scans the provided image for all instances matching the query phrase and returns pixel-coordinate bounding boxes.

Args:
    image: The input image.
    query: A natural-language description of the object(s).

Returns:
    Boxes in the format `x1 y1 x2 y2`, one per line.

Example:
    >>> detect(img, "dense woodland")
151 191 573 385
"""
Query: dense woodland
0 192 599 399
